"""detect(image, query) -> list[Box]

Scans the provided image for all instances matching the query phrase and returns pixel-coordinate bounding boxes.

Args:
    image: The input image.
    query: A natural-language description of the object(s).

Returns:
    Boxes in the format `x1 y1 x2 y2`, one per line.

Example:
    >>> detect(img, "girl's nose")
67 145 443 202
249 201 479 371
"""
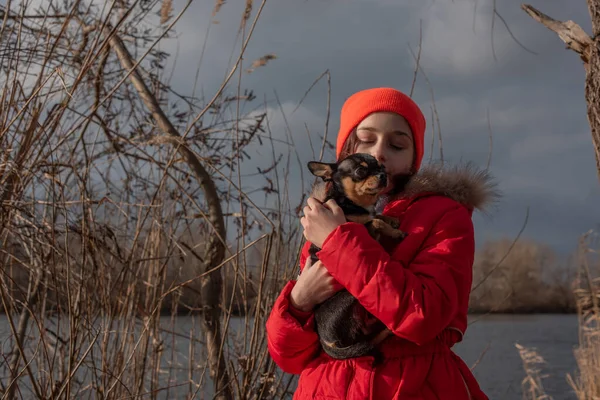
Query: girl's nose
371 146 386 163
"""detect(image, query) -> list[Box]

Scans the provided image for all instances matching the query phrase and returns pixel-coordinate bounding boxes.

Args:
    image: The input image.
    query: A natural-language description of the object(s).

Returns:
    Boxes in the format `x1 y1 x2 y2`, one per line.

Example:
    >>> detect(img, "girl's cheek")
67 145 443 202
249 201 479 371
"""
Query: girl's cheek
355 143 370 153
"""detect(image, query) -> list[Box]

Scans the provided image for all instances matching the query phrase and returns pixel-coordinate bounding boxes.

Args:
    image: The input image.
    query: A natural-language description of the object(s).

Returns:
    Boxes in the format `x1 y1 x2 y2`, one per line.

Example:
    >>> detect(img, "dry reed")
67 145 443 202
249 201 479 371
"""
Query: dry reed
518 231 600 400
0 1 304 399
516 343 552 400
567 231 600 399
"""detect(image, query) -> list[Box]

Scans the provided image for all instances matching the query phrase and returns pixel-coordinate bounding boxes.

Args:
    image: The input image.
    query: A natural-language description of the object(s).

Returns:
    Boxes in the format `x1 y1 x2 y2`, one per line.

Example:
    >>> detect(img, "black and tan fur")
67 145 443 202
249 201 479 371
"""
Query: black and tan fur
305 153 406 363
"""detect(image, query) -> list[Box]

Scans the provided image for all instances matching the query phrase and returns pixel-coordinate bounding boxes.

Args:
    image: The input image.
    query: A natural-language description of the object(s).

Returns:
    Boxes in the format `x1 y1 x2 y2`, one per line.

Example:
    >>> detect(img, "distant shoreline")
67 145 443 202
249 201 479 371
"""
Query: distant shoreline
0 308 577 317
467 310 576 315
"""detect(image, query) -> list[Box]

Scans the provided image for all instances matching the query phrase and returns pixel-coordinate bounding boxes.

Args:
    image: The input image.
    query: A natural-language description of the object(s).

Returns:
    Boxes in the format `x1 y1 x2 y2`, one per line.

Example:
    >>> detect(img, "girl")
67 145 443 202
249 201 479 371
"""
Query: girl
266 87 494 399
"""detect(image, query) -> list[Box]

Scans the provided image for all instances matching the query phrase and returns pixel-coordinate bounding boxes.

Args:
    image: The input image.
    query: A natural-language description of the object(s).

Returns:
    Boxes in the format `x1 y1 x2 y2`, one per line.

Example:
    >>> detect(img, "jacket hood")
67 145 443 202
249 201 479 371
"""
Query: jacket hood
398 162 501 213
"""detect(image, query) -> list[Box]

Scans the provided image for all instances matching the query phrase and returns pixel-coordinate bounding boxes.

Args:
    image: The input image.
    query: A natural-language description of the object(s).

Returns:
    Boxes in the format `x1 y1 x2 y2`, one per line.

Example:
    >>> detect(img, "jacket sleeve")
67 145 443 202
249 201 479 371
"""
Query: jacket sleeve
316 204 474 345
265 242 321 374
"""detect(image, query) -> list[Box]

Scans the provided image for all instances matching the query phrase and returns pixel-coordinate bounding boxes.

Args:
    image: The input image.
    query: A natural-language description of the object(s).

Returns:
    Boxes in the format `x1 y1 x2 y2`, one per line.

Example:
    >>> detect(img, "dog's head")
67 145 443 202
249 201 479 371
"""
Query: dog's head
307 153 387 208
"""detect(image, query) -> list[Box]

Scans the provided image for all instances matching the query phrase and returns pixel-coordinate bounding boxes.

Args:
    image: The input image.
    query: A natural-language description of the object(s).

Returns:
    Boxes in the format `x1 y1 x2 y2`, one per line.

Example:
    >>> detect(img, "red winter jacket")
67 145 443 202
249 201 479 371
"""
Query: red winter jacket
266 165 497 399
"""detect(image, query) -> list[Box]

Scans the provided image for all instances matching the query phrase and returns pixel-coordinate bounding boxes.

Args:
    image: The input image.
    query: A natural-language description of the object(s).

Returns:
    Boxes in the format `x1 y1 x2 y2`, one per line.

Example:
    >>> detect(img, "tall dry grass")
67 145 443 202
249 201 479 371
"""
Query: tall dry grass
519 231 600 400
516 343 552 400
567 231 600 399
0 0 310 399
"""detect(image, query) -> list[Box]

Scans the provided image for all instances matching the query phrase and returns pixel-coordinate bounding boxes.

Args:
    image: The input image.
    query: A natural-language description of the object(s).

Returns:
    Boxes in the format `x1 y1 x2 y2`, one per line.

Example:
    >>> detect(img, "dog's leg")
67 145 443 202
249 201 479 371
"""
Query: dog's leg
374 215 401 229
369 219 406 240
364 221 382 241
346 214 373 225
371 328 392 346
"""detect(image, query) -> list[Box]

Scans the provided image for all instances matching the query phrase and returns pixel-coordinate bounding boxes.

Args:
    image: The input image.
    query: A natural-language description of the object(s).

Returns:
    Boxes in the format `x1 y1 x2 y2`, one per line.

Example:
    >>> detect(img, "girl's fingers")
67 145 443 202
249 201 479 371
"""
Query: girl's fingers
304 257 313 270
306 197 322 210
325 199 343 217
324 198 337 210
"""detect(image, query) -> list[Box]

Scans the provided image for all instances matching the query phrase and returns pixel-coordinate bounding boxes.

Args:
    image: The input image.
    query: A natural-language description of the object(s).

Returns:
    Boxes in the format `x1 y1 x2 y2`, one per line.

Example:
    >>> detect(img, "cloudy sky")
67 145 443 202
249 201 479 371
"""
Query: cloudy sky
153 0 600 256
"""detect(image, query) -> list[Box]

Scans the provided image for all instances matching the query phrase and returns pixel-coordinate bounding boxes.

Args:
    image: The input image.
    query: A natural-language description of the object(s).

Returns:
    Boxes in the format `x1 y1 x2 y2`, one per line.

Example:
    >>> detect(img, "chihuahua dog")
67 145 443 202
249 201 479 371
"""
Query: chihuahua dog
304 153 407 363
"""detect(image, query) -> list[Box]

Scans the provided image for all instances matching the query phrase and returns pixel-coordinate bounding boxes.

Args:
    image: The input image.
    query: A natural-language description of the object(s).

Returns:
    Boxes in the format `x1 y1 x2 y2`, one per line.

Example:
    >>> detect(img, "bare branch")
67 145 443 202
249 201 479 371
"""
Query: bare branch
492 0 537 60
486 108 493 170
522 3 600 181
522 4 593 65
409 19 422 98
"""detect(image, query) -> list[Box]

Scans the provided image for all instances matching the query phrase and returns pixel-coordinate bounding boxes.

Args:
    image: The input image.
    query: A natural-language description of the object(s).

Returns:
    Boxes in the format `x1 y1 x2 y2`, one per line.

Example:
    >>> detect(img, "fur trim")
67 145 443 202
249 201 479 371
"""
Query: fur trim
401 162 500 212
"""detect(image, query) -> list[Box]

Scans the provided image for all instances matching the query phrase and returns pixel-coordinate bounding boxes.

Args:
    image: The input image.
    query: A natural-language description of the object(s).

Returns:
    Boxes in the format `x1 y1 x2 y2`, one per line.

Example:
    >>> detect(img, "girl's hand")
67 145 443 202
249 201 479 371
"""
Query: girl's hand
290 258 343 312
300 197 346 248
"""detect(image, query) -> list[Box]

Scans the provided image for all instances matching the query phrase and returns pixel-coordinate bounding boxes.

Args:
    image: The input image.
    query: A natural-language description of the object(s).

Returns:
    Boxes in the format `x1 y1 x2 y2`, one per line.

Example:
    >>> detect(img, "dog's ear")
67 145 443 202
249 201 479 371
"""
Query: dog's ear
308 161 335 181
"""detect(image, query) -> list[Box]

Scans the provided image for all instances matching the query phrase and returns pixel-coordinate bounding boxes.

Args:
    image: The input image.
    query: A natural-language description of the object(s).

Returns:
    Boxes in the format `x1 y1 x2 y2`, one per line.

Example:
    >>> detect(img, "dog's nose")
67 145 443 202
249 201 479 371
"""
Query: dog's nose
378 172 387 186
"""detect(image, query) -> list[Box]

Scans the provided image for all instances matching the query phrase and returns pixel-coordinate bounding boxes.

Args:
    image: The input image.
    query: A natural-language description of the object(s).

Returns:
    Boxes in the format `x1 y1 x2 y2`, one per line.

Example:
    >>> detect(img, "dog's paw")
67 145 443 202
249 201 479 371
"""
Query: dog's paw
389 229 407 239
387 219 400 229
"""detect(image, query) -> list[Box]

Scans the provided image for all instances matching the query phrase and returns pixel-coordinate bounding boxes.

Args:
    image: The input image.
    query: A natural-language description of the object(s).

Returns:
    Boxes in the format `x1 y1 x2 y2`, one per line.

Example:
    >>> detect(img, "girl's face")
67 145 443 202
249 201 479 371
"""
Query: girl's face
354 112 415 193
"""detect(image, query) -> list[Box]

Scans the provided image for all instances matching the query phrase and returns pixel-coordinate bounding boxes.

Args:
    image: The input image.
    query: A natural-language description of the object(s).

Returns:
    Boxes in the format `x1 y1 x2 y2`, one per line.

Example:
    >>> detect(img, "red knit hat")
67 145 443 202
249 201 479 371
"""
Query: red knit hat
336 87 427 172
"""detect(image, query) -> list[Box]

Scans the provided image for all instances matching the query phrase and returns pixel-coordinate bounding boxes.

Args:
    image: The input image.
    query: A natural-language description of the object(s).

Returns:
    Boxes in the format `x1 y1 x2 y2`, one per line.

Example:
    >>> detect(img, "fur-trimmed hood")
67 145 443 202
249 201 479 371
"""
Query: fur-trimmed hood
398 162 500 212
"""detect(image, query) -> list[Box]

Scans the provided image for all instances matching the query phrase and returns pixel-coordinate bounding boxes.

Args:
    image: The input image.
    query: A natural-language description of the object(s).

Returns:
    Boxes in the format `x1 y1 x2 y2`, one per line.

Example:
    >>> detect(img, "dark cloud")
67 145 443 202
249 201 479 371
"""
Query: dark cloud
160 0 600 255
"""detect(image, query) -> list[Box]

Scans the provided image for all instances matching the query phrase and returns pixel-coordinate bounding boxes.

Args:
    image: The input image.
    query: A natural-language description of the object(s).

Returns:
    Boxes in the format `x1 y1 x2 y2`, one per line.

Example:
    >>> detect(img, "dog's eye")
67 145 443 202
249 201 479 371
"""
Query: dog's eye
355 167 368 179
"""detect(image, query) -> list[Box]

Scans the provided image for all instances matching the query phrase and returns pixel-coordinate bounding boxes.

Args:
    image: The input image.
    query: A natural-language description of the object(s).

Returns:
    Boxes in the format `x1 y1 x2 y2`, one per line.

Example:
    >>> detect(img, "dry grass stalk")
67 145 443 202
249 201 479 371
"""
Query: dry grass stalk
242 0 253 27
0 1 301 399
566 231 600 399
246 53 276 73
514 231 600 400
160 0 173 25
516 343 552 400
213 0 226 17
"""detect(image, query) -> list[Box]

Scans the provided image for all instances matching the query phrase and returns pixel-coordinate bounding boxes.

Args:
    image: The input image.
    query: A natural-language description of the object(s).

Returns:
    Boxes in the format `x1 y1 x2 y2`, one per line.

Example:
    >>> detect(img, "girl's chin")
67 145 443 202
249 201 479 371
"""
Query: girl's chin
380 173 412 196
380 184 393 195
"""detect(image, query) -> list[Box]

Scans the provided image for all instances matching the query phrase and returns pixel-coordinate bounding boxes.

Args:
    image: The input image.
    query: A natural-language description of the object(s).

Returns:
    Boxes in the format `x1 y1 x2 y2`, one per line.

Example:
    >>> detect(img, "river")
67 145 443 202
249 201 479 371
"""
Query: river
0 313 580 399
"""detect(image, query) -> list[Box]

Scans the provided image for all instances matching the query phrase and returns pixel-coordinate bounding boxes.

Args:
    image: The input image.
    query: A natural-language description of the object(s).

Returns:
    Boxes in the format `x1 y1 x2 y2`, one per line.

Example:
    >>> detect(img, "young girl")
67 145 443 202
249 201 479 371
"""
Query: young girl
266 87 493 399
